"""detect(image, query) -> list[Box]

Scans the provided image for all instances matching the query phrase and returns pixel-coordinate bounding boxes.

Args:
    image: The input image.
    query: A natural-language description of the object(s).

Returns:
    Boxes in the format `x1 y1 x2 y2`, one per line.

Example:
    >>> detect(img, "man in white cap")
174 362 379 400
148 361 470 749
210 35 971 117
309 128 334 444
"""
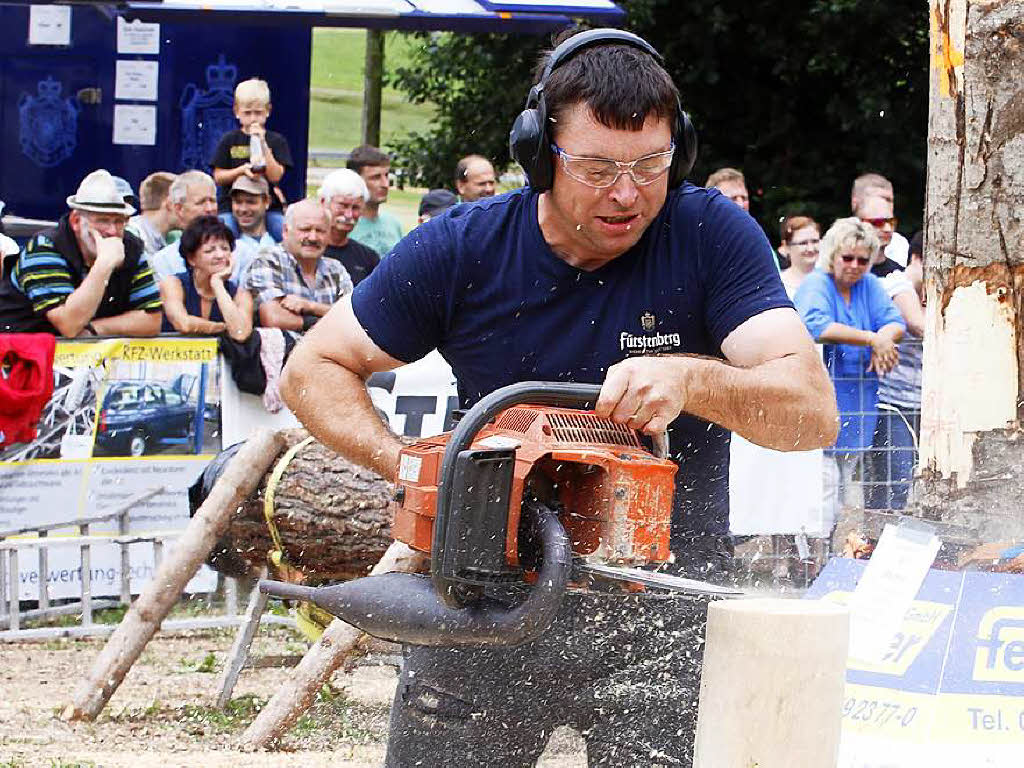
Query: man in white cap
0 169 161 336
317 168 379 286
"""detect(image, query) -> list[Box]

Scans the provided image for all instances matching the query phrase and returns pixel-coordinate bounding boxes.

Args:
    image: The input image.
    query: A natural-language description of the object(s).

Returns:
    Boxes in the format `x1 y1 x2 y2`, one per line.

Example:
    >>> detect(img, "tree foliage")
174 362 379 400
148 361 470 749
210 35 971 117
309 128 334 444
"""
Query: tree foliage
388 0 929 240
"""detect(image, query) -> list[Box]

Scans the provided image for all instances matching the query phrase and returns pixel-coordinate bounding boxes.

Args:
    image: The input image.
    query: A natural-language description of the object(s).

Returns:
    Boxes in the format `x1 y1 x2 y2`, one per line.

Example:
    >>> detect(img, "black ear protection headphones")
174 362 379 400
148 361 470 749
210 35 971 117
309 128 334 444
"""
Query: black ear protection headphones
509 28 697 192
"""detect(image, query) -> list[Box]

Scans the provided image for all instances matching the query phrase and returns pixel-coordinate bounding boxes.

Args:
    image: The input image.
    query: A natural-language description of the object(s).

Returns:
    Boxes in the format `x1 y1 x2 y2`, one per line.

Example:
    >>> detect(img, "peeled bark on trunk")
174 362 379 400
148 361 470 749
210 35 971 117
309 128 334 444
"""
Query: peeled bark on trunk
917 0 1024 542
213 430 394 582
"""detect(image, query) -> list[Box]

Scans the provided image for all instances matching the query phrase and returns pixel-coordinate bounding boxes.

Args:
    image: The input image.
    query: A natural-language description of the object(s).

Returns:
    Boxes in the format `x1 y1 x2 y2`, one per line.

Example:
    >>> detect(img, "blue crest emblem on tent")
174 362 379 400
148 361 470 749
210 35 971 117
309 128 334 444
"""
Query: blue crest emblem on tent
179 54 238 170
18 77 79 168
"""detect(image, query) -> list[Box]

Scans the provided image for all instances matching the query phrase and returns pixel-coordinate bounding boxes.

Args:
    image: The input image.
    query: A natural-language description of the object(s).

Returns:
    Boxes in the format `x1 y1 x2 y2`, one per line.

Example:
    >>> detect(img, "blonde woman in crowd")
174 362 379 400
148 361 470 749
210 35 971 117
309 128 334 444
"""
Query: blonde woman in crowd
794 217 905 530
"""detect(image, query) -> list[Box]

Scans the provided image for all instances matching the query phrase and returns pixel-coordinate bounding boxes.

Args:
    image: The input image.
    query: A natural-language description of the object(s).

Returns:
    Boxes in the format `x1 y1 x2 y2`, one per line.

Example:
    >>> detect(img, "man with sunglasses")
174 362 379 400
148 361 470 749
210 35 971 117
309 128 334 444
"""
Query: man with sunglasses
281 29 837 767
851 172 910 267
0 169 161 336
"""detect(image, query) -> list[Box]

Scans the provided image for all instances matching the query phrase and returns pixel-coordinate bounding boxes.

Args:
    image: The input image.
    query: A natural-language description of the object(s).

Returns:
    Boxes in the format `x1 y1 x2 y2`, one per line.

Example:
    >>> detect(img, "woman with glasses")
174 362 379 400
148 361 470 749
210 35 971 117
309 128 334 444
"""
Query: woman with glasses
778 215 821 297
159 215 253 340
794 217 905 530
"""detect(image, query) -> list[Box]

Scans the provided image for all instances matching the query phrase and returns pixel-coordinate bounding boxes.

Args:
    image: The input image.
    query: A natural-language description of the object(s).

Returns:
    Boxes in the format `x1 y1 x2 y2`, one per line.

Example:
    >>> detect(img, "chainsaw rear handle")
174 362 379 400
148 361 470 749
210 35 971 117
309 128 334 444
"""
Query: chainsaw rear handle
432 381 669 608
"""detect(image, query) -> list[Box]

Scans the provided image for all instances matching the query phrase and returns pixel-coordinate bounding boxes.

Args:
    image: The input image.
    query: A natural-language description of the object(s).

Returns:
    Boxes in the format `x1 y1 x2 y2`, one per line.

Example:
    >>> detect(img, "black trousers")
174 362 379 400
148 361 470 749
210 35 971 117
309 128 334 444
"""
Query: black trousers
384 590 712 768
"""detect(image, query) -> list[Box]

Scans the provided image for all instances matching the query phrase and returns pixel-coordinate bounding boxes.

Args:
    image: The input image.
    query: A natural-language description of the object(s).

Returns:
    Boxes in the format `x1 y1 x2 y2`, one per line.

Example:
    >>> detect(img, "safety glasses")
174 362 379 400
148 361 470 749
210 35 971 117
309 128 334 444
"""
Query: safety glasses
550 142 675 188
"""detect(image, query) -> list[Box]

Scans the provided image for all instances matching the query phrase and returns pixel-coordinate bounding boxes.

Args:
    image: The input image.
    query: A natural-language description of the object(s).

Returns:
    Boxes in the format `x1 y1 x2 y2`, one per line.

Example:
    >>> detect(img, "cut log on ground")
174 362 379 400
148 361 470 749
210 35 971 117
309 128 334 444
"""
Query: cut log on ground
208 429 395 582
62 429 287 723
239 541 426 751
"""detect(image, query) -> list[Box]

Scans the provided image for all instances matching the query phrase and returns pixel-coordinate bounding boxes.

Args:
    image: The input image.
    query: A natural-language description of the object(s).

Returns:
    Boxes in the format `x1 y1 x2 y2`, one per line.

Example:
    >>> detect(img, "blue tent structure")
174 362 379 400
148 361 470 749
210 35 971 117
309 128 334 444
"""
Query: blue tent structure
122 0 624 32
0 0 623 221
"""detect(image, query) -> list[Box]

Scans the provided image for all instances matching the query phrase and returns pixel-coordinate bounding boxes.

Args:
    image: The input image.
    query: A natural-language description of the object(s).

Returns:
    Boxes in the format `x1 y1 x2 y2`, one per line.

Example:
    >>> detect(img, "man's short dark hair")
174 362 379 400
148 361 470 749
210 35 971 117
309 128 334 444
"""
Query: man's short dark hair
536 33 679 135
347 145 391 175
180 215 235 265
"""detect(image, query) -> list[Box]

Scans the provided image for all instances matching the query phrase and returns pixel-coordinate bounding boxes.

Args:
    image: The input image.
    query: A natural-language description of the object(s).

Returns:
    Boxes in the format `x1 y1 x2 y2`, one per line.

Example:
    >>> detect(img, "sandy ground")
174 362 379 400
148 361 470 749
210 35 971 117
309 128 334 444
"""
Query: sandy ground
0 625 588 768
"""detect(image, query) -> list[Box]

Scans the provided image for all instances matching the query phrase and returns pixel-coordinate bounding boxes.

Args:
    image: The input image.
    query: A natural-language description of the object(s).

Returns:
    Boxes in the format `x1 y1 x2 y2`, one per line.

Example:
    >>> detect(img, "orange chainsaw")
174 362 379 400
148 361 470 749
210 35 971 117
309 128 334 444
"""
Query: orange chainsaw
260 382 740 646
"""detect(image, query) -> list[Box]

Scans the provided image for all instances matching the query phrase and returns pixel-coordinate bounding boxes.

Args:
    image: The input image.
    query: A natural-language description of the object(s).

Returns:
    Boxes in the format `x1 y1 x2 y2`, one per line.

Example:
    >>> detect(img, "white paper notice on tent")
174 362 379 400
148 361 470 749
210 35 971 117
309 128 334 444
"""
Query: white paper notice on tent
28 5 71 46
113 105 157 145
847 521 941 663
116 17 160 55
115 60 159 101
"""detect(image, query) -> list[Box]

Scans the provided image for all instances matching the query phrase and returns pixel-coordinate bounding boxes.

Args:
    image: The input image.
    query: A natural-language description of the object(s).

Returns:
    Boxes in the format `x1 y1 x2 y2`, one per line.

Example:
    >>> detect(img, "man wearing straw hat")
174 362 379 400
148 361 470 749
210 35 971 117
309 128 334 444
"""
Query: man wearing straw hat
0 169 162 337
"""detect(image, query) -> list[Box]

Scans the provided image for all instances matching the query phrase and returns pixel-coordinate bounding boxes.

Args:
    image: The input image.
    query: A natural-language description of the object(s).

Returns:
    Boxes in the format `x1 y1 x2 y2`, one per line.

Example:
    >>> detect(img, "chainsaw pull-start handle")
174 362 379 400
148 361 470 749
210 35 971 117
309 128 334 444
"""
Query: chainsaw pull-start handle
433 381 602 608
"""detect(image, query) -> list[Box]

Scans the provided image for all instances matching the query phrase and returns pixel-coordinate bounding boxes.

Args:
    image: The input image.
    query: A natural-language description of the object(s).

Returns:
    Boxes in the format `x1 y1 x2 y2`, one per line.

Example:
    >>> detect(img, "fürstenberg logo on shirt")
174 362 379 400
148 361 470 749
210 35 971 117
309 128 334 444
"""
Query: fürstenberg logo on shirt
619 311 681 354
619 331 682 353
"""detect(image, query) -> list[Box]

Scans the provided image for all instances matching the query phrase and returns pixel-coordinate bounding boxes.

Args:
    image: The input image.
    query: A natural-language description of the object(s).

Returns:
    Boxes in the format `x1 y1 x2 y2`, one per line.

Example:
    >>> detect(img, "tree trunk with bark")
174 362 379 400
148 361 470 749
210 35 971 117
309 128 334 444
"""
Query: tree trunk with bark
211 430 395 582
917 0 1024 541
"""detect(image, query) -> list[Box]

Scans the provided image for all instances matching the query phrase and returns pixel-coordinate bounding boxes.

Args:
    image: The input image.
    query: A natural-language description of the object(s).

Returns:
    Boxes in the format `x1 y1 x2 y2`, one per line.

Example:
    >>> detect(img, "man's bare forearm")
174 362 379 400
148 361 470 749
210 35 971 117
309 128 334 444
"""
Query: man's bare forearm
258 302 303 331
280 346 402 481
46 266 115 336
681 350 838 451
91 309 161 337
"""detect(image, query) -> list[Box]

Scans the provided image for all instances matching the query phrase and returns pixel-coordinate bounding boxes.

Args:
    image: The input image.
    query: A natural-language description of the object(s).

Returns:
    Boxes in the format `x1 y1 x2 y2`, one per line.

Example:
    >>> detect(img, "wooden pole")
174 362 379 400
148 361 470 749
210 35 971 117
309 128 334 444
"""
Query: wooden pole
917 0 1024 540
361 29 384 147
239 541 425 750
61 430 286 722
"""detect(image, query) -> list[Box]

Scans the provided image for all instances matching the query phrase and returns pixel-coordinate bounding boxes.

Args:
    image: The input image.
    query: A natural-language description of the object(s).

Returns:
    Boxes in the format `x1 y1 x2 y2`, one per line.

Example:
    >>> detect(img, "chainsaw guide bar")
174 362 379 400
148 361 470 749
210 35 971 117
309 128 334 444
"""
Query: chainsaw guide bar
573 560 745 598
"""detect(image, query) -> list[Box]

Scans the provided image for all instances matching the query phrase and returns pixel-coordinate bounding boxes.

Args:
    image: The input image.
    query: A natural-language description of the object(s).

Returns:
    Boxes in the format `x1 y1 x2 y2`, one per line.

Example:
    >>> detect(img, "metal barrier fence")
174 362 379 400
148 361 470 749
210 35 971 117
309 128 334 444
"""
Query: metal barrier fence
826 336 923 517
732 336 923 586
0 487 293 641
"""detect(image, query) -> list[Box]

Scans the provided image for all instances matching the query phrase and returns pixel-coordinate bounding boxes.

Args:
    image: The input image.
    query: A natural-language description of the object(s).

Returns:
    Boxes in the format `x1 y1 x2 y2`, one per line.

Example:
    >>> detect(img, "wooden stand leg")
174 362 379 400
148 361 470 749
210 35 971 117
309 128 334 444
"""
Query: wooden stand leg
61 430 286 722
216 583 270 709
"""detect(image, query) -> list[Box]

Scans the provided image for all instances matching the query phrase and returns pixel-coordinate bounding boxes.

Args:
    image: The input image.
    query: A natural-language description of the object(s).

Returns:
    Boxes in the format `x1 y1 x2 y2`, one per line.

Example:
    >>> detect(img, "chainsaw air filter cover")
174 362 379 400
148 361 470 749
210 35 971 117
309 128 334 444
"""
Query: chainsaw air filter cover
391 405 677 588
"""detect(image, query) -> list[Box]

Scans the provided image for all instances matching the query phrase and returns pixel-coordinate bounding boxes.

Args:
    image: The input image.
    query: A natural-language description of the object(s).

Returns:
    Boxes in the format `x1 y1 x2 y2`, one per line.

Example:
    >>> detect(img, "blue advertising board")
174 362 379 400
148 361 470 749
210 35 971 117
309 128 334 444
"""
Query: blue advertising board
0 5 310 220
808 558 1024 766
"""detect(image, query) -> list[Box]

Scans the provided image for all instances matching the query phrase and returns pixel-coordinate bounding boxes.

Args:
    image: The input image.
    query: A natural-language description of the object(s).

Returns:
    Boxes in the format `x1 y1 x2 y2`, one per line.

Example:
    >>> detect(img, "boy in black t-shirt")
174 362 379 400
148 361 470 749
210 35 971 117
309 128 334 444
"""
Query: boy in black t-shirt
210 78 293 241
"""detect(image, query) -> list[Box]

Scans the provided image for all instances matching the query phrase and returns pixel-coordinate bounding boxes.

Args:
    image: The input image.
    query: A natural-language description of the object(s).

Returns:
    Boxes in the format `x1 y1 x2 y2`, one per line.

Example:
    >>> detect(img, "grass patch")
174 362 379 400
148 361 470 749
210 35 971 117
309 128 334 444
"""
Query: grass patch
310 29 422 93
110 695 268 735
176 650 219 674
25 603 128 630
308 689 383 742
307 91 434 153
308 28 435 151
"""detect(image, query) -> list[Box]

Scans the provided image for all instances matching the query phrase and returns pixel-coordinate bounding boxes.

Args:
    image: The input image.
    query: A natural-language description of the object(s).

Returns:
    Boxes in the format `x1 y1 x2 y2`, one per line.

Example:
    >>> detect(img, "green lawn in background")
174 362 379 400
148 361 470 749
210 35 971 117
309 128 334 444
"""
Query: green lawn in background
308 29 435 152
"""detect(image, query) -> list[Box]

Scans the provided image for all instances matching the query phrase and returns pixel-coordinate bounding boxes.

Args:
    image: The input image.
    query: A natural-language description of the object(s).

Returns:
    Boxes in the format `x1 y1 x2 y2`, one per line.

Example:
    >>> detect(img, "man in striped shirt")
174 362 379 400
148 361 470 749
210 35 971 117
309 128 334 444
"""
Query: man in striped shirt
0 170 162 337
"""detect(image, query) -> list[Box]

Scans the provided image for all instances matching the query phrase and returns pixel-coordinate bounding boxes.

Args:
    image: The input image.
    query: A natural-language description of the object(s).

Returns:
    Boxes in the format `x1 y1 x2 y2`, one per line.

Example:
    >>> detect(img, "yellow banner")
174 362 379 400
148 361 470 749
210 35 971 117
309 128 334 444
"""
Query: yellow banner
54 338 218 367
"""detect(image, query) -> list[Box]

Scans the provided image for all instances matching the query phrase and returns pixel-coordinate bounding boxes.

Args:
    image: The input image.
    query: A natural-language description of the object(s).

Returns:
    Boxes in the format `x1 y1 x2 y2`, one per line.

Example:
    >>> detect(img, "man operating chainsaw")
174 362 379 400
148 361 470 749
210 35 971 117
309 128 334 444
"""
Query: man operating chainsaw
281 28 838 768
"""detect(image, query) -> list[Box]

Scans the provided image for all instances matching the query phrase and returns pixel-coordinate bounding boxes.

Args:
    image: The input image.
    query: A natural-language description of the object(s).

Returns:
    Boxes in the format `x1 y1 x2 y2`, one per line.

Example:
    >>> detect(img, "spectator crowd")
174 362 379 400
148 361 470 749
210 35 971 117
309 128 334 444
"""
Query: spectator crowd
0 75 925 530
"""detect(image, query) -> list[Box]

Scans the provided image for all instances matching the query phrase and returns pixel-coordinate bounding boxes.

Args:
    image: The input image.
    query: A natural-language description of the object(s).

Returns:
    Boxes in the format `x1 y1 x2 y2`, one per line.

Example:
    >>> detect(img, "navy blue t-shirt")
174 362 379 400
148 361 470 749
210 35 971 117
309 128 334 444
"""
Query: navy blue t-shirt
352 183 791 539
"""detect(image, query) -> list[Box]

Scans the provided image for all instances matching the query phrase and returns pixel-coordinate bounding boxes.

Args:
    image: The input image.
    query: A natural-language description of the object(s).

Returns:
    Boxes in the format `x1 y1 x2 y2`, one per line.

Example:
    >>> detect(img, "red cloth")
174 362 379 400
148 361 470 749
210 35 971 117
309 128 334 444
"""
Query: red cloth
0 333 55 446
